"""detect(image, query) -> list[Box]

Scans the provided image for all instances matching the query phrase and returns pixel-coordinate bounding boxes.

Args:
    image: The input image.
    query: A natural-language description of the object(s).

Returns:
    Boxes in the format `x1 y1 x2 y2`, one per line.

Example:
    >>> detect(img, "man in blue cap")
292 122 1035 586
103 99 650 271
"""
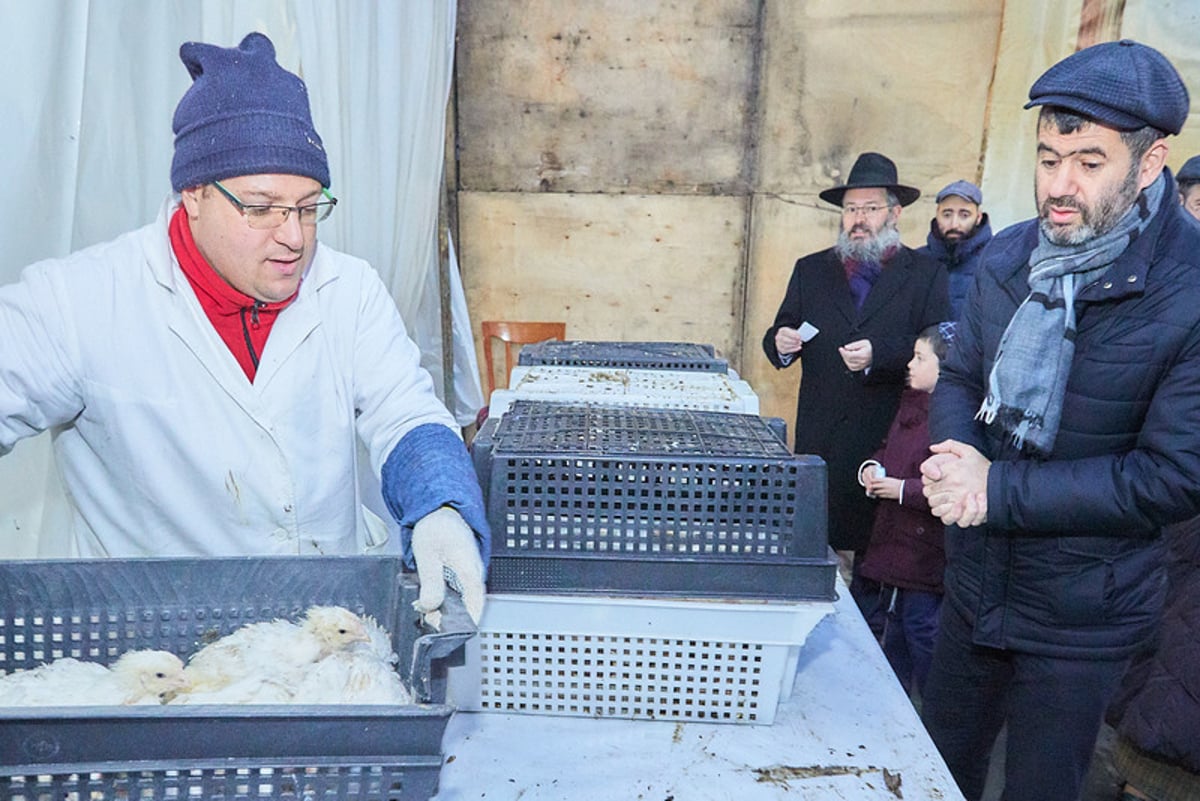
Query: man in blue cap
917 179 993 319
0 33 489 626
919 40 1200 801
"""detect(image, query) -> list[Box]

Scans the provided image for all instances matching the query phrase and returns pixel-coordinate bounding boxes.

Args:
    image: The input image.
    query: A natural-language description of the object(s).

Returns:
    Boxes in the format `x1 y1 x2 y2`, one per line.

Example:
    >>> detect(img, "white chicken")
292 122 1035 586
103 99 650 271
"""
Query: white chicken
0 649 187 706
288 613 411 705
170 608 411 705
179 605 371 696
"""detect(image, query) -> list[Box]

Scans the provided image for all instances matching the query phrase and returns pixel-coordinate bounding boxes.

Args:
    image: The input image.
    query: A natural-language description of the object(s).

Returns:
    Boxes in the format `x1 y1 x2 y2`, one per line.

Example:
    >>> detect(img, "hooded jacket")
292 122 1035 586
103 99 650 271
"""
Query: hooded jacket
917 214 993 320
930 170 1200 659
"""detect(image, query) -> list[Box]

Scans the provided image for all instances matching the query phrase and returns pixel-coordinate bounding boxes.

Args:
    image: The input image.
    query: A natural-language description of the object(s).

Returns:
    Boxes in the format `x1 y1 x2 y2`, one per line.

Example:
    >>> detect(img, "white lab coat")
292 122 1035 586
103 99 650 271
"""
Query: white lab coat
0 200 457 557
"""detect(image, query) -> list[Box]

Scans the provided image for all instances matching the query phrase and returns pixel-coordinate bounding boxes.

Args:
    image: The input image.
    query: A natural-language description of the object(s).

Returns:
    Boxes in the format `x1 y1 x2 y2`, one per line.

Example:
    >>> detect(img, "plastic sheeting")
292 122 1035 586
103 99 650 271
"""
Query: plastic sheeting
0 1 483 557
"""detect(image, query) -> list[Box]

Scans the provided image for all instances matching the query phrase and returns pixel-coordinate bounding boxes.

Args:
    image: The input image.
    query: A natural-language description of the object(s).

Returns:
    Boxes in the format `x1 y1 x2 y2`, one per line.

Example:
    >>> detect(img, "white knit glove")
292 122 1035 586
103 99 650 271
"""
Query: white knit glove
411 506 486 628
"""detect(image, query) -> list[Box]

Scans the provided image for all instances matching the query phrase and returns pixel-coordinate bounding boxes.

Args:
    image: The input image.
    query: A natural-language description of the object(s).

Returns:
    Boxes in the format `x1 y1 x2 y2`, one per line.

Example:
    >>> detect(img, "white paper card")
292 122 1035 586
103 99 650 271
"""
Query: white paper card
798 321 820 342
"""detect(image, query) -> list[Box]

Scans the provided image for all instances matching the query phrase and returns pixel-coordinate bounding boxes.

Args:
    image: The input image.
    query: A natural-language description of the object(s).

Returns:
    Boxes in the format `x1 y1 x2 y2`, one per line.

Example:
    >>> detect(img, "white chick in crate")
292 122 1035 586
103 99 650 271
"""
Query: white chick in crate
289 613 411 705
179 605 371 696
170 610 410 705
0 650 187 706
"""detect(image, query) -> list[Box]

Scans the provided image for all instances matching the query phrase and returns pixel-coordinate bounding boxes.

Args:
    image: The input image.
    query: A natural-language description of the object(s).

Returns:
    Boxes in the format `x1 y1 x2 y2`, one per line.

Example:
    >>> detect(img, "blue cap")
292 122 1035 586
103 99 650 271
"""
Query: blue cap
935 180 982 205
1177 156 1200 184
170 32 330 192
1025 40 1189 135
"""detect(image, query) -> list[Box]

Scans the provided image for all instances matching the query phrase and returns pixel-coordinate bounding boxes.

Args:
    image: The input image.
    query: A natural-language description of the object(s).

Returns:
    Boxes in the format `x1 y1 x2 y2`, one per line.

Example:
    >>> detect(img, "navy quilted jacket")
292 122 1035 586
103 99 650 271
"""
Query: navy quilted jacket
930 170 1200 659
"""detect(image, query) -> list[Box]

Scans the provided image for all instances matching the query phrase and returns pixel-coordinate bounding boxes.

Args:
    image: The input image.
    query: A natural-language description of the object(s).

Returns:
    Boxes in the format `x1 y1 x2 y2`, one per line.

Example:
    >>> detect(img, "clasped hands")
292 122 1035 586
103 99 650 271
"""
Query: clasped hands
920 440 990 527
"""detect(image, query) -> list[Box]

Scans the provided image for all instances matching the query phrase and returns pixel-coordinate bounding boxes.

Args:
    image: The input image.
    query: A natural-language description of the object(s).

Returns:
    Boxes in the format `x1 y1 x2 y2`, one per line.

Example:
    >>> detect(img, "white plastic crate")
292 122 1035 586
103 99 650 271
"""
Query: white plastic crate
446 593 833 725
487 365 759 419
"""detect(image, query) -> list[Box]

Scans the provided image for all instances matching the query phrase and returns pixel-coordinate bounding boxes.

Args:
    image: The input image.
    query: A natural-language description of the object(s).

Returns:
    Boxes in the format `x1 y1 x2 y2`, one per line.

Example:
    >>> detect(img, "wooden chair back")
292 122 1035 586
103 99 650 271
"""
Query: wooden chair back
480 320 567 395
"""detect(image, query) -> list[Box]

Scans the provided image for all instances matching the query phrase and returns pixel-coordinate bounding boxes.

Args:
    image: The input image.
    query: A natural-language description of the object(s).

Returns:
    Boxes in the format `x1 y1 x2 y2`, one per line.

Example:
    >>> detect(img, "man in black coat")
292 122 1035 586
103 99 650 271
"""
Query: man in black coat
919 41 1200 801
762 152 948 622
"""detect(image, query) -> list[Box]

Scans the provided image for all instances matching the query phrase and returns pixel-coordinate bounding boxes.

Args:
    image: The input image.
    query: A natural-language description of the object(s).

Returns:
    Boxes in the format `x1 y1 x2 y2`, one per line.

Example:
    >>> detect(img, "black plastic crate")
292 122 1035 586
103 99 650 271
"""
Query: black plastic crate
472 401 836 601
517 340 729 372
0 556 474 801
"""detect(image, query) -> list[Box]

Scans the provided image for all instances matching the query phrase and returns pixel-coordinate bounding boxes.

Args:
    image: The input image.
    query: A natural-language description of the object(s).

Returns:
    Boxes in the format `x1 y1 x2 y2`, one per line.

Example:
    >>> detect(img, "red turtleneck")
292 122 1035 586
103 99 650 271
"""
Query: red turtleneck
168 206 298 381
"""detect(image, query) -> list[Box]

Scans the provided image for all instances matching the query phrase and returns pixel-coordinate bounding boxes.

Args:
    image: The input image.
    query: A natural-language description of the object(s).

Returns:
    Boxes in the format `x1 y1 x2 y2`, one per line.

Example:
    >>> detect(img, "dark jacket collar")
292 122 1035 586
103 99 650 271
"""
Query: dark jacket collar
993 170 1181 305
925 214 993 268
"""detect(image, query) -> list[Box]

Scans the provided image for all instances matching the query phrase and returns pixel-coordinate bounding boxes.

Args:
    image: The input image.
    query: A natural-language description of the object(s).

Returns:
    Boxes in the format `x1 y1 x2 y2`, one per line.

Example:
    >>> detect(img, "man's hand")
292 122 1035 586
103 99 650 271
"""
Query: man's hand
411 506 485 628
775 326 804 356
838 339 873 372
921 440 990 527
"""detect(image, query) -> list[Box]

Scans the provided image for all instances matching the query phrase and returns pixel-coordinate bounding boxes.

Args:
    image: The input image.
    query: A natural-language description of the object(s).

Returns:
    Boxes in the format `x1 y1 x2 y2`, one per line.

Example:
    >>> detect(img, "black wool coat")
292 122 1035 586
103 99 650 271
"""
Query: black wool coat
763 245 949 551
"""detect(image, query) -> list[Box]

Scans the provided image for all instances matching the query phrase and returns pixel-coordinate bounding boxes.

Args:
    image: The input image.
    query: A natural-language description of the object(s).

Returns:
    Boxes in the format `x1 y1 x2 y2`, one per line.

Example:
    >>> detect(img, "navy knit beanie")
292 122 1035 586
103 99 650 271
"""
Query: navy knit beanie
170 32 330 192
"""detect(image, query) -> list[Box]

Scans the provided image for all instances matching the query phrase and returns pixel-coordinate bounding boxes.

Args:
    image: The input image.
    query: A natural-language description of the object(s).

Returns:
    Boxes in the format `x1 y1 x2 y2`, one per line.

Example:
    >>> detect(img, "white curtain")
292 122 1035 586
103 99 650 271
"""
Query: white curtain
0 0 483 557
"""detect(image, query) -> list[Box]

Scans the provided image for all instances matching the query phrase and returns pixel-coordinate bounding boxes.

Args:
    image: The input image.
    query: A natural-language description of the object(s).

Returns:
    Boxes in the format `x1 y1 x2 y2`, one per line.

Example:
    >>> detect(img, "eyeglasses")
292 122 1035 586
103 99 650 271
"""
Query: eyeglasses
841 203 891 217
212 180 338 229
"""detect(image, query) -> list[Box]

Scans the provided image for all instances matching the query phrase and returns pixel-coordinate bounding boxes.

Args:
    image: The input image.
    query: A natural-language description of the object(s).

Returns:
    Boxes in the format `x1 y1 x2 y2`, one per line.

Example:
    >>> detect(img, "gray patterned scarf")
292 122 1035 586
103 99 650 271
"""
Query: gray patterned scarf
977 174 1164 454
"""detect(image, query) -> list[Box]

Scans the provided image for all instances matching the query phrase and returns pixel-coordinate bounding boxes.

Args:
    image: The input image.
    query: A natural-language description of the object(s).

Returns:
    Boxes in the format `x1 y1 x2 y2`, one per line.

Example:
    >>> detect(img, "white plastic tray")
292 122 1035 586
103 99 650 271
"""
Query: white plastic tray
446 593 833 725
488 366 759 418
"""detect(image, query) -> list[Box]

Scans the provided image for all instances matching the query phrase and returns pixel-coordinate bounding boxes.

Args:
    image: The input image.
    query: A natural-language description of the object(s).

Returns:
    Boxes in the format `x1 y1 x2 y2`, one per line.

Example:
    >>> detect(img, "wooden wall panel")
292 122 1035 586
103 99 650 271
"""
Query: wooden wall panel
459 191 747 385
757 2 1003 199
456 0 759 193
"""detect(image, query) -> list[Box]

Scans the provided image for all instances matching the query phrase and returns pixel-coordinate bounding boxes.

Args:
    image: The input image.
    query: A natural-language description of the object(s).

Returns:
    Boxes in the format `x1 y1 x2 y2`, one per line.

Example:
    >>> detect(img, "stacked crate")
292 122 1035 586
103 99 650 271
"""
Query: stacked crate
457 342 837 725
0 556 473 800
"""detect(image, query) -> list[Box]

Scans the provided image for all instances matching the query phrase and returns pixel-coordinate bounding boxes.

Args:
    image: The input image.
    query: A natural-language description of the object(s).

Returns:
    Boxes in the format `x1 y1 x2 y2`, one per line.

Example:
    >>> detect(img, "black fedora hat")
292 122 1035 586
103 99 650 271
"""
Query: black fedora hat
819 152 921 207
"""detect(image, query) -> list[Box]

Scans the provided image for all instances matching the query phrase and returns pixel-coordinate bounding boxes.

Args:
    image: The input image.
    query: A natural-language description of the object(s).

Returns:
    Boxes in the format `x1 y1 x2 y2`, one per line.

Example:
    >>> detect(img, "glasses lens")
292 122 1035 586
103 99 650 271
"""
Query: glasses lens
243 207 288 229
313 201 336 223
292 202 336 227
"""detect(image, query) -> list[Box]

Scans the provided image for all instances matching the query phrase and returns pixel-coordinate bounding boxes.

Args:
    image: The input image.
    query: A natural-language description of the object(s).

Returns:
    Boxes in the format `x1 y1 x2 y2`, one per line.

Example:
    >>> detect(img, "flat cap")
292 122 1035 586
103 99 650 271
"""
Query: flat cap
935 180 982 205
1177 155 1200 184
1025 39 1189 135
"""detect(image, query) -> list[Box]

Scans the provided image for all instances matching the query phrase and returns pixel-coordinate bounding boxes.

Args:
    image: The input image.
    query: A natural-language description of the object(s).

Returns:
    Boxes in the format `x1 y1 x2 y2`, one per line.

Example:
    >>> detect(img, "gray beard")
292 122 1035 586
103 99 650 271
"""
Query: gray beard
835 224 902 263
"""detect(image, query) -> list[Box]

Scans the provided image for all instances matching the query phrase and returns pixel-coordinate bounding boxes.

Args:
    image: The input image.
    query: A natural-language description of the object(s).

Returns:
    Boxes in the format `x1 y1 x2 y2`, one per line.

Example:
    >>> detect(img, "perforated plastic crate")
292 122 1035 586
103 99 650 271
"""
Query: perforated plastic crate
517 340 729 372
0 556 474 801
445 592 833 725
471 401 836 600
487 365 759 419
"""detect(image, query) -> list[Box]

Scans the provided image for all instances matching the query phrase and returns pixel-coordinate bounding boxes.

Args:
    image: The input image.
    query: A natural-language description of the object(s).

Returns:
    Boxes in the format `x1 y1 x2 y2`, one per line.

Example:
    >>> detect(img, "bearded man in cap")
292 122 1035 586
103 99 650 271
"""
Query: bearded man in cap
0 32 488 625
917 180 993 319
919 40 1200 801
763 152 948 625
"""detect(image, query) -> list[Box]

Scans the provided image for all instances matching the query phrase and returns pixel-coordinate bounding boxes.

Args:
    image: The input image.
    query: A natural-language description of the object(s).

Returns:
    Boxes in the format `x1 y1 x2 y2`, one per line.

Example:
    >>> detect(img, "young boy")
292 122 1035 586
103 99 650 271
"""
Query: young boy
856 322 954 696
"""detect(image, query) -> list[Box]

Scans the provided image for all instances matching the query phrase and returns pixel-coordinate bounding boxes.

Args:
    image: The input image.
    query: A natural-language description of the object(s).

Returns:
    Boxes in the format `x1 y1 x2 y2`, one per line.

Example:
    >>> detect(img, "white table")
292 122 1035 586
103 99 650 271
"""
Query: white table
432 578 966 800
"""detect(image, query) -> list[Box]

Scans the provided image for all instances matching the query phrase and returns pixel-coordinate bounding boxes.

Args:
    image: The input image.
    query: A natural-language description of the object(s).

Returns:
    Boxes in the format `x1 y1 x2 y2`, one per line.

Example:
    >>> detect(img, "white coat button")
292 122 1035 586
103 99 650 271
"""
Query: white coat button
1102 281 1113 289
283 504 294 514
1127 275 1137 283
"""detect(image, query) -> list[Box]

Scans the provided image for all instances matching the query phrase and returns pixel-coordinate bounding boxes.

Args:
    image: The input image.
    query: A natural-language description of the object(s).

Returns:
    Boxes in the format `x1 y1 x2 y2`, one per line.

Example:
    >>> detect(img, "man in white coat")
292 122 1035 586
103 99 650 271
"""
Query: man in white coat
0 32 488 625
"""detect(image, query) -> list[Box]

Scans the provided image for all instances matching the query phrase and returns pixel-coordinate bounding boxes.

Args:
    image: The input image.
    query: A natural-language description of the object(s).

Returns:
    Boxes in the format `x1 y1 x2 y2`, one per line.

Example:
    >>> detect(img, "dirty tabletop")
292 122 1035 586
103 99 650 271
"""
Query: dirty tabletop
433 575 965 800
